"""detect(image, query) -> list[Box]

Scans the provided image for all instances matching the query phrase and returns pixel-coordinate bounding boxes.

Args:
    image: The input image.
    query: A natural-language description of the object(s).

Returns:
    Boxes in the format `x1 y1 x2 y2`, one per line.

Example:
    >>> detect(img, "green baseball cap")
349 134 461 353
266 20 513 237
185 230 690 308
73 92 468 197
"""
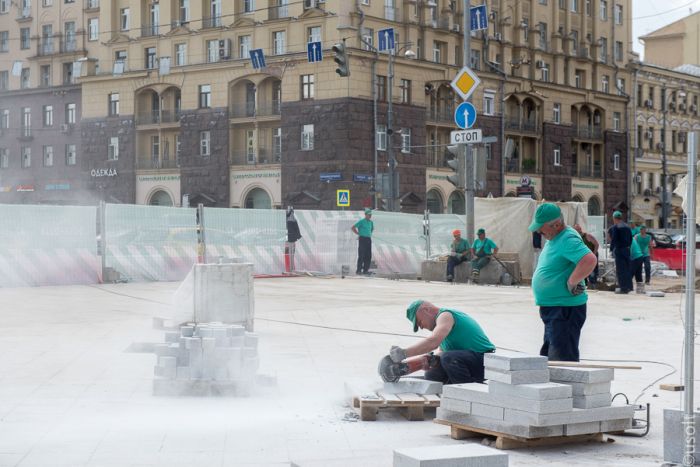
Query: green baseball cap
365 208 372 215
406 300 423 332
528 203 562 232
477 228 486 235
613 210 622 218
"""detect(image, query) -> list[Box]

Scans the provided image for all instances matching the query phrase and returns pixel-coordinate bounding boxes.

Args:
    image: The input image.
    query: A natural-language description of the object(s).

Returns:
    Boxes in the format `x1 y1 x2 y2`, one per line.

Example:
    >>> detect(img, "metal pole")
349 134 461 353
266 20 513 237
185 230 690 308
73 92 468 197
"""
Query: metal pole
463 0 475 244
682 131 697 467
387 47 396 211
99 200 106 283
662 86 668 228
372 55 378 209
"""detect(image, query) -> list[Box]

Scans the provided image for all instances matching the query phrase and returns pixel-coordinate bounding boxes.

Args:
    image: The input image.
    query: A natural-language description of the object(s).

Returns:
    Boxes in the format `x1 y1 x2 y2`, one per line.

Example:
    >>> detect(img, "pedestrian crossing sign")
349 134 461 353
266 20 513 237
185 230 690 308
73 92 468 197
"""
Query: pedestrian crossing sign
337 190 350 207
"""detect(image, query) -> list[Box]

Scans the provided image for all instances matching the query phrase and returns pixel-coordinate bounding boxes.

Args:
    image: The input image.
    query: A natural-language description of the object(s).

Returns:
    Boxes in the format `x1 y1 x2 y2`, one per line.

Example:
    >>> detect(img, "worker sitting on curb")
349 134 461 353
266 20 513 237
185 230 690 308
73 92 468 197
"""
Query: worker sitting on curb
446 229 470 282
388 300 496 384
471 228 498 279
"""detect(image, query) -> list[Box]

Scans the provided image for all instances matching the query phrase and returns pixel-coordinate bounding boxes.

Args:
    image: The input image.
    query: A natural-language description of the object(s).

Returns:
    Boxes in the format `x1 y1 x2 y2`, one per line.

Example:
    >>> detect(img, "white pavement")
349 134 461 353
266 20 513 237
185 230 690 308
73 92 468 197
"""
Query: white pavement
0 277 694 467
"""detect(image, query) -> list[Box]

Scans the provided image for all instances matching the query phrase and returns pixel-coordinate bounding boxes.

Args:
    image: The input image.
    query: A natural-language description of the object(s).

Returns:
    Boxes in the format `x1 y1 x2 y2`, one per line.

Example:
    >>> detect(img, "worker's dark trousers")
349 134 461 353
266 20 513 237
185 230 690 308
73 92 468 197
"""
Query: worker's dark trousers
632 257 644 284
356 236 372 274
642 256 652 284
539 304 587 362
614 247 633 292
446 255 467 278
424 350 486 384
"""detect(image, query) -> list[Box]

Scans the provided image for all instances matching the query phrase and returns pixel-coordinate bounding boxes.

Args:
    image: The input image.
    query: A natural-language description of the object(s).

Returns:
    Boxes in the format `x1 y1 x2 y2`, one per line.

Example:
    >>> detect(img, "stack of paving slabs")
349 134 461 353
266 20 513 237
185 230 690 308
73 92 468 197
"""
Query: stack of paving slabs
152 322 259 396
436 351 634 439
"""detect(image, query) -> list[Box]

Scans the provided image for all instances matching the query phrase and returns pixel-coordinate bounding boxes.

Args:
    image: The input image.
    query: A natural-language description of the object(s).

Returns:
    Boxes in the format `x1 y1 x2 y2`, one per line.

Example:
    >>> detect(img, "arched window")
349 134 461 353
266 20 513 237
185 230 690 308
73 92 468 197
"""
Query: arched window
426 189 443 214
448 191 465 214
588 196 601 216
148 190 173 206
572 194 584 202
244 188 272 209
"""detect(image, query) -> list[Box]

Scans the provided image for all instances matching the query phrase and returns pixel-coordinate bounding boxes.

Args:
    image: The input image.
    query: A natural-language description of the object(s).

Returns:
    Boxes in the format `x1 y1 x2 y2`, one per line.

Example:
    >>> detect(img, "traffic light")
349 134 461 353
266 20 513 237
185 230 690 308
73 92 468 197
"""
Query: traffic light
446 144 466 188
380 196 390 211
332 42 350 77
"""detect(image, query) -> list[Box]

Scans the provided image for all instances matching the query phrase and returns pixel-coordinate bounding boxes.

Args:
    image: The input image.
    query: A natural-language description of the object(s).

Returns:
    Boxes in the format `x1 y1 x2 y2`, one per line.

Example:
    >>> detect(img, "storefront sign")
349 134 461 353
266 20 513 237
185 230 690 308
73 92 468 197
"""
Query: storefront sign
91 168 118 177
231 171 280 180
16 185 34 192
138 175 180 182
45 183 71 191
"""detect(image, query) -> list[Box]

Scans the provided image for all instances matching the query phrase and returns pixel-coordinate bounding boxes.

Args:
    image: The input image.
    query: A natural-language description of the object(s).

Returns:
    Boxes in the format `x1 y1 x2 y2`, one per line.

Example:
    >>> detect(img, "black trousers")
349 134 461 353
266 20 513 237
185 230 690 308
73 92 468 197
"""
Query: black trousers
642 256 651 284
424 350 486 384
356 236 372 273
614 247 633 292
632 257 644 283
539 304 587 362
446 255 468 277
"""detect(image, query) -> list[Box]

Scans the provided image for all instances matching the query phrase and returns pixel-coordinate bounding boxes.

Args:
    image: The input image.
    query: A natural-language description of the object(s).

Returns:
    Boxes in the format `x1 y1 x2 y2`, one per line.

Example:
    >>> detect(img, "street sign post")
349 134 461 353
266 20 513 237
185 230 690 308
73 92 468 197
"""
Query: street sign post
450 66 482 101
249 49 266 69
450 129 483 144
454 102 477 129
307 41 322 63
378 28 395 52
470 5 489 31
337 190 350 207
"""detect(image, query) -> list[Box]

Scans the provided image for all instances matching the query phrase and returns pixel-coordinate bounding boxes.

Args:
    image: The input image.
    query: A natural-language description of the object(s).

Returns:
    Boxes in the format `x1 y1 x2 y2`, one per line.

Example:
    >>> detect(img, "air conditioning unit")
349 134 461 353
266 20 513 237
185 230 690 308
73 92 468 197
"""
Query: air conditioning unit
494 32 502 41
452 24 460 33
535 60 546 69
304 0 316 8
644 99 653 108
218 38 231 60
634 174 642 183
578 47 589 58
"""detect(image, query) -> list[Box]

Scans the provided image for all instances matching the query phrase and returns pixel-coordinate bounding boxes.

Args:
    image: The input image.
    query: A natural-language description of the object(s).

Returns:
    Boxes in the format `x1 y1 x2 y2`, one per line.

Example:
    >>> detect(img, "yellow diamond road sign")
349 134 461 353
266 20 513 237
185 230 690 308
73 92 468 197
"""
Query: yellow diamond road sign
450 66 481 101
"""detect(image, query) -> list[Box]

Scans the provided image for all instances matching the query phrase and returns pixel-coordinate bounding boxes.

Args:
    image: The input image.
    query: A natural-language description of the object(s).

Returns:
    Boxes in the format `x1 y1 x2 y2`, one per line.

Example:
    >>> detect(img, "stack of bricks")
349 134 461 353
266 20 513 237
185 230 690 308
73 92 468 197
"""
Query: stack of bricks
153 322 259 396
436 351 634 439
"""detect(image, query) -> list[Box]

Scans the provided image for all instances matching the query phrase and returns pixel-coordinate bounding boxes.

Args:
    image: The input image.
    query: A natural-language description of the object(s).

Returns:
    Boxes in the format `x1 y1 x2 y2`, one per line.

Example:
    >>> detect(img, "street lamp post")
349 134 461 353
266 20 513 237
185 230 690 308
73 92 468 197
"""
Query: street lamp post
662 85 669 229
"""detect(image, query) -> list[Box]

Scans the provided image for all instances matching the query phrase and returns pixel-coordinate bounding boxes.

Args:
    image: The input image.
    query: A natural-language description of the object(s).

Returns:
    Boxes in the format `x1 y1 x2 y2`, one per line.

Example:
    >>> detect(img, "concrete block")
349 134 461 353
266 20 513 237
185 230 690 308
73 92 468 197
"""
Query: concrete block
436 408 564 439
154 365 176 379
212 327 228 345
229 336 245 348
484 352 548 371
488 380 572 400
664 408 700 464
184 337 201 350
393 444 509 467
471 402 505 420
176 366 190 380
244 332 259 349
383 378 443 395
214 367 229 381
192 263 254 327
198 327 214 338
201 337 216 351
227 325 246 337
567 381 611 396
445 383 572 414
549 367 614 384
164 331 180 343
154 344 171 357
563 421 601 436
600 418 632 432
158 356 176 369
504 404 635 427
572 393 611 409
485 368 550 385
439 397 472 414
180 325 194 337
244 347 257 358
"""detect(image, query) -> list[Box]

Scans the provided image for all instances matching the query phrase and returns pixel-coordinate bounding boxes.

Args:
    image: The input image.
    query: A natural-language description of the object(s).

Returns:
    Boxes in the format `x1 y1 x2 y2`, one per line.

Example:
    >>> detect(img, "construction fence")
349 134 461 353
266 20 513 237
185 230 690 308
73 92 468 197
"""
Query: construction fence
0 199 589 287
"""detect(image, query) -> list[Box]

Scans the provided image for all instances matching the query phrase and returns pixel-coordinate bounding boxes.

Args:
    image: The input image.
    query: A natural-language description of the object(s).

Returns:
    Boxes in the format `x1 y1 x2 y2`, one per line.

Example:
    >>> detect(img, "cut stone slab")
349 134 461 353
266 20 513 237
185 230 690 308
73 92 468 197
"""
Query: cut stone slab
394 444 509 467
484 351 548 371
444 383 572 414
436 407 564 439
601 418 633 432
567 381 611 396
664 408 700 464
440 397 472 414
383 377 443 395
503 404 635 427
563 421 601 436
488 380 572 401
549 367 614 384
471 402 505 420
485 368 550 385
572 393 611 409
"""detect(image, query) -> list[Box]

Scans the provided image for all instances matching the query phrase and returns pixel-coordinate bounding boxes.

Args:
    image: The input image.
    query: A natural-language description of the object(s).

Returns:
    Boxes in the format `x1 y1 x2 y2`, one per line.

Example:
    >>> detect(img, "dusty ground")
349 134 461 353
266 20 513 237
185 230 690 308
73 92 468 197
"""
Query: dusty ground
0 276 694 466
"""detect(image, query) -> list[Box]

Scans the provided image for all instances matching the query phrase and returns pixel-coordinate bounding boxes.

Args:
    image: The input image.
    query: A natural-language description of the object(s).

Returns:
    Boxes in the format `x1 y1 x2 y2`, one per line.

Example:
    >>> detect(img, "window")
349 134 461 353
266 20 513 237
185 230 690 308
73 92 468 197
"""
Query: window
38 65 50 87
273 128 282 161
114 50 127 73
20 28 30 49
570 30 578 53
613 112 621 131
108 93 119 116
614 41 623 61
88 18 98 41
120 8 129 30
65 144 76 165
614 4 622 24
648 128 654 150
522 18 529 42
175 44 186 66
377 75 387 102
616 78 625 96
599 37 607 63
301 124 314 150
541 65 549 82
401 128 411 153
0 31 7 52
179 0 189 23
63 62 73 84
20 68 30 89
600 0 608 20
0 0 7 13
432 41 444 63
245 130 255 163
1 109 8 128
43 105 53 126
145 47 156 69
672 130 678 153
301 74 314 99
308 26 321 43
362 27 374 51
22 107 31 137
538 23 547 50
601 75 609 93
400 79 411 104
21 147 31 168
570 0 578 12
0 148 7 169
553 145 561 166
207 40 219 62
553 103 561 124
559 0 565 8
244 0 254 13
43 146 53 167
273 31 285 55
199 84 211 108
575 69 584 89
108 137 119 160
585 0 591 15
376 124 387 151
613 152 620 170
239 35 251 58
200 131 210 156
0 71 7 90
65 103 75 123
483 92 495 115
64 21 76 51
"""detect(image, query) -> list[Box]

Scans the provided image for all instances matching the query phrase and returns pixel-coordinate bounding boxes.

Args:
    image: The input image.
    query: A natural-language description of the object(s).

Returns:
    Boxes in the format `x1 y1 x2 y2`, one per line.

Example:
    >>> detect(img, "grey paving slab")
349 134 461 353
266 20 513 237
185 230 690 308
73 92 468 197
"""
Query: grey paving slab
444 383 572 414
549 367 614 384
504 404 635 427
600 418 633 432
664 408 700 464
484 351 548 371
567 381 611 396
484 368 550 385
394 444 509 467
436 408 565 439
440 397 472 414
572 393 612 409
488 380 572 400
384 377 443 395
563 421 601 436
471 402 505 420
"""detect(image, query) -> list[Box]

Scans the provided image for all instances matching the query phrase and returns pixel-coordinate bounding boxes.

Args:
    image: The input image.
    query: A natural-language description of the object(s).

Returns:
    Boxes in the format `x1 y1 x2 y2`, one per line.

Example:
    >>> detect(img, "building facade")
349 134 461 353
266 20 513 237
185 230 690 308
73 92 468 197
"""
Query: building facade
0 0 633 216
640 11 700 70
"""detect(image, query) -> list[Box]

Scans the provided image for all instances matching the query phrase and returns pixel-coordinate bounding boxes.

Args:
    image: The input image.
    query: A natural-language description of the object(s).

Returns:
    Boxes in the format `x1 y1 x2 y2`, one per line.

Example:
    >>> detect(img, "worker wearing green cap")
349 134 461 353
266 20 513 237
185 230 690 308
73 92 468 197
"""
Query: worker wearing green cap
529 203 597 362
470 228 498 279
351 208 374 275
388 300 495 384
607 210 633 293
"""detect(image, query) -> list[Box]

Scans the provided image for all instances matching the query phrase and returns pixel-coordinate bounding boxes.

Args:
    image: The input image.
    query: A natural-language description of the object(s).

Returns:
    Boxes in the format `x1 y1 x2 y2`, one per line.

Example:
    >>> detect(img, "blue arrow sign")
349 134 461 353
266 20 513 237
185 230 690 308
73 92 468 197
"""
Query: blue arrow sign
455 102 477 129
378 28 395 52
320 172 342 182
249 49 266 69
307 41 322 63
470 5 489 31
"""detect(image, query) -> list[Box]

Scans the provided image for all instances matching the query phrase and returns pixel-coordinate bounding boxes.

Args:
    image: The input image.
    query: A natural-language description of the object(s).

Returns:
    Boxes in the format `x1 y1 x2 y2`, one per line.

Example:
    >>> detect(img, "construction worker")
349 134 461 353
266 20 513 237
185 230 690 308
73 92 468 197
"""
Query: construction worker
446 229 470 282
573 224 599 287
388 300 496 384
470 228 498 279
608 211 633 294
630 235 645 294
635 226 655 286
529 203 597 362
351 208 374 275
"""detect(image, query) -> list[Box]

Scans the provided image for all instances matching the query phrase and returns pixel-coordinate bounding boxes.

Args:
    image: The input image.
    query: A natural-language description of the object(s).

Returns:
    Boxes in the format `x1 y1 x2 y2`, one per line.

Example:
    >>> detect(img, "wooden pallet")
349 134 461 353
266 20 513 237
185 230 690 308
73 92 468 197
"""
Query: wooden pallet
434 418 606 450
352 392 441 421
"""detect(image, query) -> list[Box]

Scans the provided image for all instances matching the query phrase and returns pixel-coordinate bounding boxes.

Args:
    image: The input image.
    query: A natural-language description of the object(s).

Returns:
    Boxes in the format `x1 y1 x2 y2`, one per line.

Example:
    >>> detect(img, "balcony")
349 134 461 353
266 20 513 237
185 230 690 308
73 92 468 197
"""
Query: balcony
202 16 222 29
230 102 281 119
506 158 541 174
230 148 281 166
573 125 603 140
426 108 454 125
268 5 289 20
135 110 181 126
84 0 99 11
141 25 160 37
505 118 540 134
573 165 603 179
38 41 54 56
137 157 180 170
16 7 31 22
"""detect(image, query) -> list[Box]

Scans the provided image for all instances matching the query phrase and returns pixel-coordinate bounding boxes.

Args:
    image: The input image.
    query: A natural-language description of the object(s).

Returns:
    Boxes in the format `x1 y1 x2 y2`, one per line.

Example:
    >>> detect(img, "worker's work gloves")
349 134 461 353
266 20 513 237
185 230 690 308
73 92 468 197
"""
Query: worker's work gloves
389 346 407 363
567 280 585 296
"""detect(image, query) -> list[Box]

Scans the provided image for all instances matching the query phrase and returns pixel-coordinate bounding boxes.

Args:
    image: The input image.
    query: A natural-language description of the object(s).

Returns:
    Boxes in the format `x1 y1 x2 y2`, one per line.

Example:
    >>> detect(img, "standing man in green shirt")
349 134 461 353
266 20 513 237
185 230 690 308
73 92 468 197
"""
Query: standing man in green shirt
470 228 498 279
351 208 374 275
635 226 655 286
388 300 496 384
529 203 597 362
446 229 470 282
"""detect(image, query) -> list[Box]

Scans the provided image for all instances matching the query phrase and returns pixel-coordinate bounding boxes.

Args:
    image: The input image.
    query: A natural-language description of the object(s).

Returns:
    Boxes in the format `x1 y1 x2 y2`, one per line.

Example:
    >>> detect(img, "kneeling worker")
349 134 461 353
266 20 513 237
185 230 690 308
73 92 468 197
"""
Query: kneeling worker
388 300 495 384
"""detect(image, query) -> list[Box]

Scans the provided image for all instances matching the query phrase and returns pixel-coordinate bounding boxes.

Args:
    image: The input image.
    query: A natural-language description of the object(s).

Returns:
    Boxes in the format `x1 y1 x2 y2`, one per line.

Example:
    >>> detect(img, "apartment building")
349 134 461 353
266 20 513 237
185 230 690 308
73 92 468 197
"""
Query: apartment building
640 10 700 70
0 0 633 215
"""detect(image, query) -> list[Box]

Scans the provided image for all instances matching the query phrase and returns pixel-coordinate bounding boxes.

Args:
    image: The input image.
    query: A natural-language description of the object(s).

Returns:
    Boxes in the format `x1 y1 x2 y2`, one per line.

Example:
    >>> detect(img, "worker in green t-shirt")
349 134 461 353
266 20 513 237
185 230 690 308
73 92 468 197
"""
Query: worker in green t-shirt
387 300 496 384
470 228 498 279
634 225 655 286
446 229 470 282
351 208 374 275
630 235 645 294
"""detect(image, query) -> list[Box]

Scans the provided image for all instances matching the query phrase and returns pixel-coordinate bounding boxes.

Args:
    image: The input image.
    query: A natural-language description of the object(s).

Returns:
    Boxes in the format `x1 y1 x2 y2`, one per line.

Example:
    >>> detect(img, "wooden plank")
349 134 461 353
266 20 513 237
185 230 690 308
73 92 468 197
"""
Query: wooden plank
495 433 604 450
358 392 386 406
395 393 429 404
403 406 425 421
360 405 378 421
548 361 642 370
376 391 402 403
423 394 441 403
660 383 685 391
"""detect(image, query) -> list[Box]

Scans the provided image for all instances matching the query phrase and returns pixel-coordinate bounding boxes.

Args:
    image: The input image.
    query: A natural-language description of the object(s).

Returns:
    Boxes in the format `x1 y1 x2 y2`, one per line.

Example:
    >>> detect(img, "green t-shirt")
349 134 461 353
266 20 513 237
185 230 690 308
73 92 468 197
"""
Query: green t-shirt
631 226 641 237
631 237 643 260
451 238 471 255
635 234 651 257
437 309 496 353
354 218 374 237
532 226 591 307
472 237 497 255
